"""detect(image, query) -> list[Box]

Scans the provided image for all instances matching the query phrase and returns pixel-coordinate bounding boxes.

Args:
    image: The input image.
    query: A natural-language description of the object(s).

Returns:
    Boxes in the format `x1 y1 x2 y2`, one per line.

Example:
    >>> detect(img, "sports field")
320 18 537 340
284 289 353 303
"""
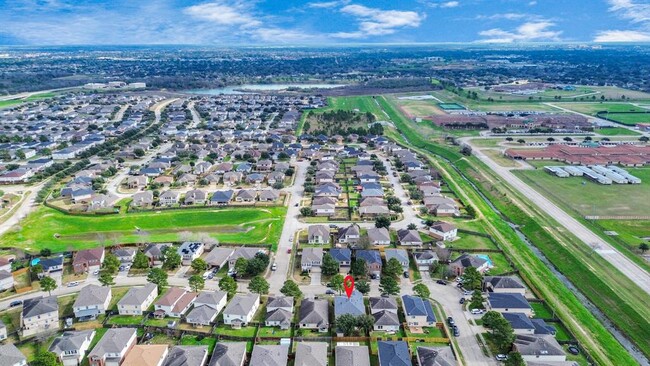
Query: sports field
0 206 286 253
596 127 641 136
513 167 650 217
599 112 650 126
554 102 646 115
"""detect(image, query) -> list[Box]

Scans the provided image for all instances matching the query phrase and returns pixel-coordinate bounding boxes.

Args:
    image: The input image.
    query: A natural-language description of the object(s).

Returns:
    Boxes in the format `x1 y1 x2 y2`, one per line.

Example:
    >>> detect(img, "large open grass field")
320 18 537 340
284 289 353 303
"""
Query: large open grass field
512 167 650 217
553 102 647 115
595 220 650 253
0 205 286 252
600 112 650 126
596 127 641 136
0 92 57 109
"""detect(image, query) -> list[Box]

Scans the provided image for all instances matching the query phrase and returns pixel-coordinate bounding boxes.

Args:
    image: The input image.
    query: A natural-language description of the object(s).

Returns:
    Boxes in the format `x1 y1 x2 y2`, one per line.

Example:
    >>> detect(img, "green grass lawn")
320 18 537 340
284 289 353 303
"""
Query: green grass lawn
0 92 57 109
144 317 171 327
1 205 286 252
596 127 641 136
513 168 650 217
106 315 144 326
548 321 573 341
180 335 217 353
595 220 650 254
257 327 293 338
531 302 555 319
600 112 650 125
214 325 257 338
555 102 647 115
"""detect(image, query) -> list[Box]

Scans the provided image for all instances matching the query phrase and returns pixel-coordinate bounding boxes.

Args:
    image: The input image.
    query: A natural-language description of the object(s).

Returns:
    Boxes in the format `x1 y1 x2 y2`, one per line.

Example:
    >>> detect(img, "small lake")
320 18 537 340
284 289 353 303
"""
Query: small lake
185 83 346 95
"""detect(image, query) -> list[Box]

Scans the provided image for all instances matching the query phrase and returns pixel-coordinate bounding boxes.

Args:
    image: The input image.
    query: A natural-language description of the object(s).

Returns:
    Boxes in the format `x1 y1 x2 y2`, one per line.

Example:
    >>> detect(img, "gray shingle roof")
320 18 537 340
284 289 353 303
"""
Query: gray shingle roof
514 334 565 358
249 345 289 366
298 299 328 327
0 344 26 366
223 294 259 317
294 342 328 366
416 346 456 366
23 295 58 318
401 295 436 322
335 346 370 366
209 342 247 366
118 283 157 306
74 284 110 308
89 328 137 358
162 346 208 366
334 290 365 317
369 296 398 313
488 293 531 310
49 330 95 355
373 310 400 327
377 341 412 366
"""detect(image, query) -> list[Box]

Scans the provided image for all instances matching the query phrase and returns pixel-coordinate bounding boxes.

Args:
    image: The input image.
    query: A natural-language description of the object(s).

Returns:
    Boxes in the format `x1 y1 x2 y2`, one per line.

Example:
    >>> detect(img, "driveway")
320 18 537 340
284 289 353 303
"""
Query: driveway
310 268 321 286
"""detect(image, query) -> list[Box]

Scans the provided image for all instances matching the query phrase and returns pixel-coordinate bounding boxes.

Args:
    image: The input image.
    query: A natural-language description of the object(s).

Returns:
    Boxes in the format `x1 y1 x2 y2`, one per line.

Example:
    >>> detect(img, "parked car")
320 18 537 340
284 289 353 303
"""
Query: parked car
470 308 484 315
463 290 472 296
447 317 455 326
436 280 447 285
325 289 335 295
287 248 292 254
271 263 277 271
459 298 465 304
496 354 508 361
567 346 580 355
453 326 460 337
9 300 22 307
67 281 79 287
403 271 409 279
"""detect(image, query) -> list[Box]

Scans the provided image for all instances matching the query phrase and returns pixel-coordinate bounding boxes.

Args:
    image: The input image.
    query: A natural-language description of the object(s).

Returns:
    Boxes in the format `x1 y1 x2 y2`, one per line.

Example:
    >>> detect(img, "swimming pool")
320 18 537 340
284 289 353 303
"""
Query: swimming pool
476 254 494 267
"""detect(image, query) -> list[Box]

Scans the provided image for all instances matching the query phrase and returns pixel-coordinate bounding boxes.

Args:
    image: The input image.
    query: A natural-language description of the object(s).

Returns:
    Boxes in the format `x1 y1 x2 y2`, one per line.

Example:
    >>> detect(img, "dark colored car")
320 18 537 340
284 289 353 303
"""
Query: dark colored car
447 316 455 326
459 298 465 304
567 346 580 355
9 300 22 307
325 289 335 295
403 271 409 278
436 280 447 285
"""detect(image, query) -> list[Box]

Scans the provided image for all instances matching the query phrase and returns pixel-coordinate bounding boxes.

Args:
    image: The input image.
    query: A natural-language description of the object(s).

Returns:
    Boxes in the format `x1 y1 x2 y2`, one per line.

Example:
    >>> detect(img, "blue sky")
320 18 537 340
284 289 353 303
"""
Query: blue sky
0 0 649 45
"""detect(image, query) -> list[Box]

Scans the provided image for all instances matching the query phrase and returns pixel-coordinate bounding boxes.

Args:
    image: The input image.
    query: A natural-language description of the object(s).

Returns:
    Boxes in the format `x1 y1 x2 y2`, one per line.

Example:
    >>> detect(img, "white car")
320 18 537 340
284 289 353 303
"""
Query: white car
67 281 79 287
470 308 485 315
271 263 277 271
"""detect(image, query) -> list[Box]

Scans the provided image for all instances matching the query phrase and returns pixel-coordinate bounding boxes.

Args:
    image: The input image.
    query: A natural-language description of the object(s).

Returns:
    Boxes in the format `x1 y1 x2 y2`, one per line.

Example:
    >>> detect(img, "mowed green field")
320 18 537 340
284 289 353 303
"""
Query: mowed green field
0 206 286 253
596 127 641 136
596 220 650 250
601 112 650 126
554 102 646 115
0 92 57 109
513 167 650 217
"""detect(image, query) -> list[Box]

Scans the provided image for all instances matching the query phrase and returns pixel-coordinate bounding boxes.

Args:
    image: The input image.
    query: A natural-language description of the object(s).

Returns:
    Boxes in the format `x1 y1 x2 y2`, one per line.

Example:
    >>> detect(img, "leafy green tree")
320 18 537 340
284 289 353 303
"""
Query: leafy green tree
461 267 483 291
639 242 649 254
234 258 248 275
490 316 516 352
300 207 313 217
383 258 403 279
248 276 270 294
219 275 238 299
356 314 375 335
336 314 358 336
356 280 370 295
31 264 43 280
40 276 57 296
321 253 340 276
379 275 399 295
162 248 181 270
505 352 525 366
191 258 208 273
280 280 303 298
329 274 344 294
407 223 417 230
147 268 168 292
98 270 115 287
375 216 391 229
469 290 485 309
351 259 368 278
40 248 52 257
246 253 270 277
132 251 150 269
482 311 502 329
188 274 205 292
103 253 121 274
31 352 59 366
413 283 431 299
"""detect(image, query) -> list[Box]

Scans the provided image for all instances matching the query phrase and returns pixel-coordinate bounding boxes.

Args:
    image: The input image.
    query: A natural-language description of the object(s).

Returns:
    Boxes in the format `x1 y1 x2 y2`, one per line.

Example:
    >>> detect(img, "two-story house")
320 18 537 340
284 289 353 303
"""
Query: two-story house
88 328 137 366
73 248 105 274
154 287 197 318
21 296 60 337
73 285 111 320
49 330 96 366
222 294 260 328
401 295 436 328
118 283 158 315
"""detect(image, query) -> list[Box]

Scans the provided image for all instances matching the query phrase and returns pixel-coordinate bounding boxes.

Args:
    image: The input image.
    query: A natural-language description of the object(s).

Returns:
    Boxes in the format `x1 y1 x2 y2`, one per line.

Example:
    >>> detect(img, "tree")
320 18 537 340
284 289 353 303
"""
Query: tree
482 311 503 329
162 249 181 271
280 280 303 298
300 207 313 217
40 276 57 296
31 264 43 280
413 283 431 299
469 290 485 309
191 258 208 273
246 253 270 277
639 242 649 254
491 316 516 352
248 276 270 294
356 314 375 335
407 223 418 230
351 259 368 278
505 352 525 366
103 253 121 274
98 270 115 287
461 267 483 291
40 248 52 257
375 216 391 229
132 251 150 269
329 274 345 294
321 253 340 276
147 268 168 292
336 314 358 336
379 275 399 295
384 258 404 279
189 274 205 292
234 258 249 275
356 280 370 294
31 352 59 366
219 275 238 299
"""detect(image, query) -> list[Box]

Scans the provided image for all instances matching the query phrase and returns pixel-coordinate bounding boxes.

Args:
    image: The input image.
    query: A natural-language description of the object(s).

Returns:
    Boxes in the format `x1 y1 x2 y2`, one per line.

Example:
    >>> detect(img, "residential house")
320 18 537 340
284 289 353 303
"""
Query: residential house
298 299 329 332
513 335 566 363
87 194 119 212
337 224 361 245
355 250 382 276
402 295 436 327
0 320 6 341
185 290 228 328
222 294 260 328
503 313 556 336
0 344 27 366
301 248 323 272
162 346 209 366
367 227 391 246
258 189 279 202
483 276 526 295
227 247 264 268
424 196 459 217
428 222 457 242
235 189 257 202
370 296 400 332
131 191 154 208
49 330 96 366
416 346 456 366
126 175 148 189
385 249 409 271
38 256 64 275
113 248 136 263
73 248 105 274
204 248 235 269
208 342 247 366
329 248 352 271
154 288 197 318
449 254 490 276
265 296 294 330
122 345 169 366
21 296 59 337
118 283 158 315
184 189 207 205
144 243 169 266
487 293 533 317
210 190 234 205
294 342 328 366
159 190 180 206
307 225 330 245
312 203 335 216
88 328 137 366
377 341 412 366
73 285 111 320
178 242 205 266
397 229 423 246
334 290 365 318
413 251 439 272
335 346 370 366
249 345 288 366
0 270 14 291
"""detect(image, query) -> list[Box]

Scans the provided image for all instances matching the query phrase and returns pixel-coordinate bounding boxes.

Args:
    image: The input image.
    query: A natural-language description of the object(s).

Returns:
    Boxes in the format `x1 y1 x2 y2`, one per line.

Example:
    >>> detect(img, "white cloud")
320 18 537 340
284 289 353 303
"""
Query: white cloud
528 1 537 5
475 13 530 20
607 0 650 24
594 29 650 42
183 1 261 28
425 1 460 8
333 4 425 39
478 21 562 43
307 0 349 9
